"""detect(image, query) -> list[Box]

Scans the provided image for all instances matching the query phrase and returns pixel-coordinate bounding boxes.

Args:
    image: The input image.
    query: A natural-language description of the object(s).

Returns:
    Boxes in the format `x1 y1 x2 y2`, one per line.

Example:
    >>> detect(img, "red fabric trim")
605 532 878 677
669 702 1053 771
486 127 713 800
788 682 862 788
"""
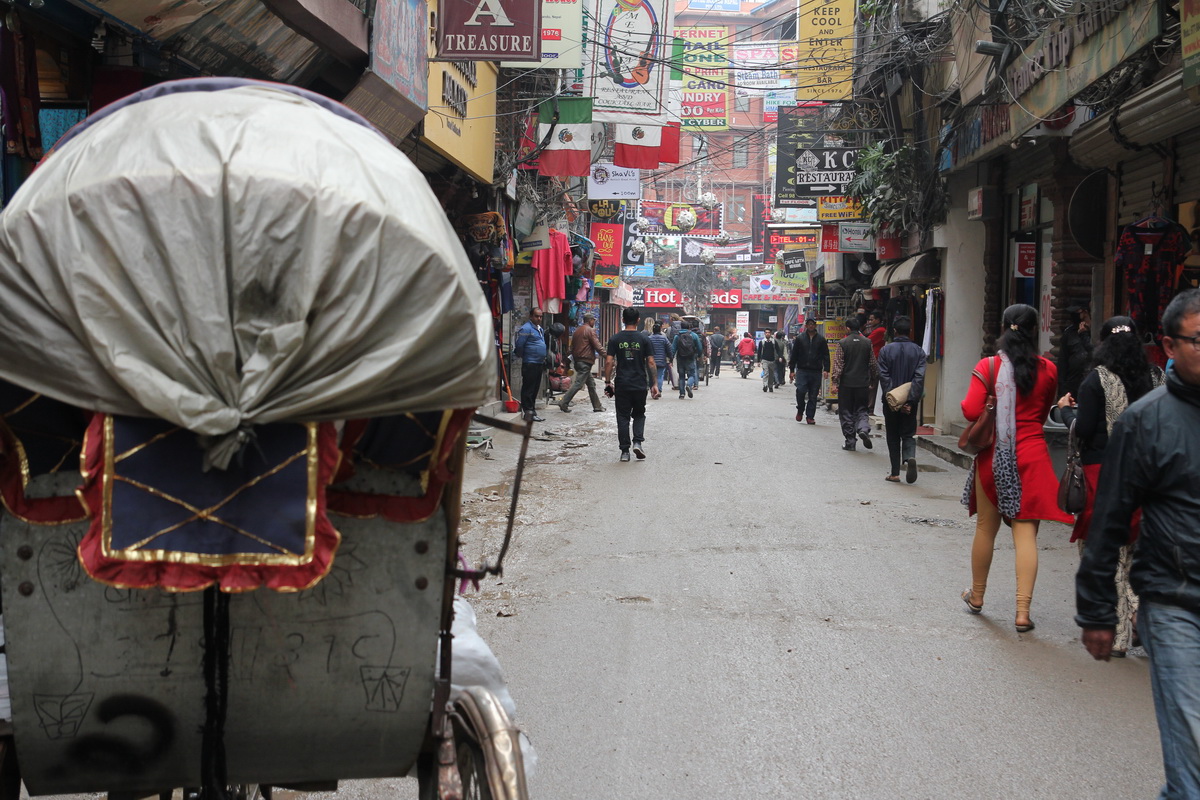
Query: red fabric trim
327 409 472 523
77 418 342 593
0 426 86 524
613 143 660 170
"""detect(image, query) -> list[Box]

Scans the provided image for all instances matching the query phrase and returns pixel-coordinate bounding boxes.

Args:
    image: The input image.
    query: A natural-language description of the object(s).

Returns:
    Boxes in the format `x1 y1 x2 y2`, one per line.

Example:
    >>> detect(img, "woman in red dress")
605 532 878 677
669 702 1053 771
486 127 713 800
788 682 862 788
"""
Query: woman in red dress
960 304 1073 632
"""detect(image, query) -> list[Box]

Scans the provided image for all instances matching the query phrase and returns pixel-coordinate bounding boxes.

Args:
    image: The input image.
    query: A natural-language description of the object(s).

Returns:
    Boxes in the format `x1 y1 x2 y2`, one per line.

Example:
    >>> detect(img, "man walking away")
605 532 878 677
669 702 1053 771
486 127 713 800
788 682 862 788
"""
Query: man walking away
831 316 878 450
648 323 671 397
1076 289 1200 798
513 307 547 422
558 313 607 413
865 310 887 414
757 332 779 392
604 307 660 461
877 316 925 483
672 322 702 398
708 329 726 377
774 330 789 387
789 319 829 423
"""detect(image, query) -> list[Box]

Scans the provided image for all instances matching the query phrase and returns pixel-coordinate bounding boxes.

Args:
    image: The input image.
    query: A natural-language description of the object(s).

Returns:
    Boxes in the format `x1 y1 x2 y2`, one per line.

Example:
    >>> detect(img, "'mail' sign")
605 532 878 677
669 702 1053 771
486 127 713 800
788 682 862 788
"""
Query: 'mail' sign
438 0 542 61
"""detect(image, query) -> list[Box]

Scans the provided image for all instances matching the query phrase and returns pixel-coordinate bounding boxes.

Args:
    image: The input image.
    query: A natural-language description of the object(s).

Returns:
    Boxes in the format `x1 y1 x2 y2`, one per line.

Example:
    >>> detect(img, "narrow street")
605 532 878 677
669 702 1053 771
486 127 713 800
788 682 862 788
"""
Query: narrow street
454 369 1162 798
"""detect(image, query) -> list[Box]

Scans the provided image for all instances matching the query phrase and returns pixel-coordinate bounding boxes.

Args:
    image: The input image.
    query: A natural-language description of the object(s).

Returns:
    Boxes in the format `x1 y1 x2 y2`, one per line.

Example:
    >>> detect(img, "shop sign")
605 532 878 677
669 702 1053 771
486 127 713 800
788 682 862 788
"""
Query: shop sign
679 237 756 264
1015 241 1037 277
838 222 874 252
369 0 430 116
688 0 739 12
817 196 862 221
762 89 795 123
875 235 902 260
613 281 634 307
676 27 730 131
623 264 655 278
590 221 623 278
735 311 750 334
767 227 819 265
501 0 583 68
437 0 541 61
752 194 772 255
821 224 840 253
791 148 858 198
519 223 551 250
732 42 784 94
424 60 499 182
638 200 723 237
794 0 855 101
744 291 803 304
775 106 827 208
631 288 743 308
1019 184 1038 230
588 199 626 220
584 0 673 122
711 290 742 308
588 163 641 200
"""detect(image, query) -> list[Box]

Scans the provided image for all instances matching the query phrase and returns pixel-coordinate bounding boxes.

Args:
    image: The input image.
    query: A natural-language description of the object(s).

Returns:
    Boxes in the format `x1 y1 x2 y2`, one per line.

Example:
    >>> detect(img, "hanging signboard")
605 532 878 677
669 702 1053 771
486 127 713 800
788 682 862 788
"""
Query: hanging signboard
792 148 858 197
774 105 826 208
585 0 675 122
632 288 744 307
502 0 583 68
732 42 783 94
590 220 624 283
679 237 756 264
817 195 862 221
437 0 542 61
752 194 771 255
638 200 723 237
763 89 795 123
794 0 855 101
588 162 641 200
820 224 840 253
677 26 729 130
838 222 874 252
766 227 819 265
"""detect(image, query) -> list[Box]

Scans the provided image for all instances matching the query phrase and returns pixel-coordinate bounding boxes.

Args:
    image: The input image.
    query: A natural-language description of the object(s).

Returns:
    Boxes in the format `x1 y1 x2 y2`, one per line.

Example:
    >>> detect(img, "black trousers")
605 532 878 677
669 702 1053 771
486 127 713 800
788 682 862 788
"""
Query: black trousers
883 403 918 475
614 388 647 451
520 362 544 414
838 385 870 441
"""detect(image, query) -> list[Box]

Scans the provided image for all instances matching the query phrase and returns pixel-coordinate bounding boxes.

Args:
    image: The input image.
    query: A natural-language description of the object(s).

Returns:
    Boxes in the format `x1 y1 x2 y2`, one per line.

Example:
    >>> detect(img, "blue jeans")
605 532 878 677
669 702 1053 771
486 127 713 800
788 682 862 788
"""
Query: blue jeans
676 359 696 395
795 370 822 419
655 366 666 393
1142 601 1200 798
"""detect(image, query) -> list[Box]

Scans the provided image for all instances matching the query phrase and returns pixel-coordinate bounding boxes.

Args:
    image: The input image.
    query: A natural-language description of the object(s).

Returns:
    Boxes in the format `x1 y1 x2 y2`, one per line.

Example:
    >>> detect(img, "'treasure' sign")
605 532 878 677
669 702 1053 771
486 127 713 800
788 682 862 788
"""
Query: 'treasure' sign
438 0 542 61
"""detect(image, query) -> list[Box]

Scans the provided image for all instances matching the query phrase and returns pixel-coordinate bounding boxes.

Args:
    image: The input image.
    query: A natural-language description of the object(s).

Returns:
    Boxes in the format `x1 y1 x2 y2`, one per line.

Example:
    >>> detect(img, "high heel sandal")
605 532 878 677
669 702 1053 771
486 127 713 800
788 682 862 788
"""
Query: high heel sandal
961 589 982 614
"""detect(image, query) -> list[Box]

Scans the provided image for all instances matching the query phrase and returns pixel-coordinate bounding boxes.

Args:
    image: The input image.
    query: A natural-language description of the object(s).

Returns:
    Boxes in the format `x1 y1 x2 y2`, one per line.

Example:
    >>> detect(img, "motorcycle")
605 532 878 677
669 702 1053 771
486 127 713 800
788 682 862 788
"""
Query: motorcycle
736 353 755 378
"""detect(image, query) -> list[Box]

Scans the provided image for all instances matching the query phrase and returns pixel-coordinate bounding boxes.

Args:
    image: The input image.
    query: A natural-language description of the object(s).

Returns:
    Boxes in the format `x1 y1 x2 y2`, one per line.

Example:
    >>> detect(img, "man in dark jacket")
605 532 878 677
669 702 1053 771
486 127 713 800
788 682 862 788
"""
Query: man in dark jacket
707 329 726 377
757 332 779 392
1076 288 1200 797
876 316 925 483
831 316 878 451
789 318 829 423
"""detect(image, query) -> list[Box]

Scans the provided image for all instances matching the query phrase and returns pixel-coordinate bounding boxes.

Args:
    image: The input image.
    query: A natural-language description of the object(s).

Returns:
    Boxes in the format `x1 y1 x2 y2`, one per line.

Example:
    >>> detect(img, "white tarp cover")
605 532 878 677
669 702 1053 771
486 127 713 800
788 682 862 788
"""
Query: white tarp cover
0 82 493 467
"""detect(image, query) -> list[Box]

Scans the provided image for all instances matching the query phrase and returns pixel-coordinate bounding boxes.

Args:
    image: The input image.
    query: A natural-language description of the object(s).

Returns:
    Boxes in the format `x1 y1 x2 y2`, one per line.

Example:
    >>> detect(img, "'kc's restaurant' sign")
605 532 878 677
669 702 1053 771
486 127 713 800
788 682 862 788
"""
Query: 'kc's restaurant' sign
438 0 542 61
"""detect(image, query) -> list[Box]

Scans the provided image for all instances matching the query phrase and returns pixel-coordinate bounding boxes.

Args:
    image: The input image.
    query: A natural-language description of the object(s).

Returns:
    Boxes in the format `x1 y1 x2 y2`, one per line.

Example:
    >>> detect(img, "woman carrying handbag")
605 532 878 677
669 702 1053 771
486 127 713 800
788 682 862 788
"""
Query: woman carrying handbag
1057 316 1165 656
960 305 1073 633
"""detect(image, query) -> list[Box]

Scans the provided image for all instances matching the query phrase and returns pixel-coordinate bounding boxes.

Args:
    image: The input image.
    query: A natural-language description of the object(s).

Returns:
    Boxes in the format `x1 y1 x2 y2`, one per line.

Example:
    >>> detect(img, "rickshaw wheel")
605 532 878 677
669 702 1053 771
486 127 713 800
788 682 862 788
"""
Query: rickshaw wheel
417 687 527 800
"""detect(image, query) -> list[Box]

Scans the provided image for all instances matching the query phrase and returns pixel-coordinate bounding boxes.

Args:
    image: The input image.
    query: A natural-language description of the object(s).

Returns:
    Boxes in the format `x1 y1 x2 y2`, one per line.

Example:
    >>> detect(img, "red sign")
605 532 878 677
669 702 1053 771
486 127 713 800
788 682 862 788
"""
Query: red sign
437 0 541 61
1016 241 1037 277
821 224 840 253
632 288 743 308
767 229 819 265
876 235 902 260
711 290 742 307
590 222 622 275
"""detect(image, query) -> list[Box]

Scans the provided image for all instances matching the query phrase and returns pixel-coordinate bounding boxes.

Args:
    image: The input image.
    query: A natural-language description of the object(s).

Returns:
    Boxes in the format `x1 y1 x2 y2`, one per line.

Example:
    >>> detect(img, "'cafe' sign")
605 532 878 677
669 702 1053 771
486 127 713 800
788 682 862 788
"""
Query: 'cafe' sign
633 288 743 308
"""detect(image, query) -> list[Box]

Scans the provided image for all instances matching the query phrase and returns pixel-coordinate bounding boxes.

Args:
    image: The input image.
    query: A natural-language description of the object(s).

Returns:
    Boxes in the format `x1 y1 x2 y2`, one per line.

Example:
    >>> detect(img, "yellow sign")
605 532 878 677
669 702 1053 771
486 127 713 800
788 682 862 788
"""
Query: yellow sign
678 26 730 131
594 274 620 289
795 0 855 101
818 196 863 221
423 59 499 183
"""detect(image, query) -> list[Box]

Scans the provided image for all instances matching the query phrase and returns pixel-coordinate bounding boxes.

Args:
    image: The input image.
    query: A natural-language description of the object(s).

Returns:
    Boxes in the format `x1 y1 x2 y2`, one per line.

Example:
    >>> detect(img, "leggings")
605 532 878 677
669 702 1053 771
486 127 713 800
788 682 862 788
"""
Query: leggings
970 471 1040 620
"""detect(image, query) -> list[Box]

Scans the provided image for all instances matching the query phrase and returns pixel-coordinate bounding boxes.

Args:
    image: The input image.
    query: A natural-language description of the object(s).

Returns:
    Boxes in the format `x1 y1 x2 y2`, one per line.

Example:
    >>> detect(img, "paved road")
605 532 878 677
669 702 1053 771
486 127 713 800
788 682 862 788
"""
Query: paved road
453 368 1163 798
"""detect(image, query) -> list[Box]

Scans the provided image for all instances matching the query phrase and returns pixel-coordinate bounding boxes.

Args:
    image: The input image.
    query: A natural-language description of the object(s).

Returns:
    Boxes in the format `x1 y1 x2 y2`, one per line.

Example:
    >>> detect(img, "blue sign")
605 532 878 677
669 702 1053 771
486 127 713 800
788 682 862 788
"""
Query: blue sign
687 0 741 10
623 265 655 278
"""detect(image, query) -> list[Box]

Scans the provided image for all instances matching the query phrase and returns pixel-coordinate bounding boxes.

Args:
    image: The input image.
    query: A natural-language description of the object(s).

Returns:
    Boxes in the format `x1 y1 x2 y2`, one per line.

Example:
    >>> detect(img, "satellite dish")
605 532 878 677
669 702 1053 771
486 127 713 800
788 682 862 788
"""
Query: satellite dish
1069 169 1108 260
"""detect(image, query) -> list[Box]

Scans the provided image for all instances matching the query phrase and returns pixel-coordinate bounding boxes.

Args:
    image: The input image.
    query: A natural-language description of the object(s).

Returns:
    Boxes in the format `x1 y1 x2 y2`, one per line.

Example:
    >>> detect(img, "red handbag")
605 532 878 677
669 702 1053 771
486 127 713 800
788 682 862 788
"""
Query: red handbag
958 357 997 455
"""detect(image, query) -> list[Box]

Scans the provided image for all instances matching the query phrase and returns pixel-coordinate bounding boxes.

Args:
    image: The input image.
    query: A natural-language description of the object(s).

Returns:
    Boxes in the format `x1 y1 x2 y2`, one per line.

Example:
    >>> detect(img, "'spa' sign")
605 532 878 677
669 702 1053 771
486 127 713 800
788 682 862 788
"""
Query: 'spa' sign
438 0 542 61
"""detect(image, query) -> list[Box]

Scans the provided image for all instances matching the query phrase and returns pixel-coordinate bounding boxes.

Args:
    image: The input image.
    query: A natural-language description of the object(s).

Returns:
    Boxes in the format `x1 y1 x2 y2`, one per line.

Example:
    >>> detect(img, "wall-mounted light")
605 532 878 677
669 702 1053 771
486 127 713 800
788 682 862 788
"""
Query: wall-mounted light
974 40 1007 57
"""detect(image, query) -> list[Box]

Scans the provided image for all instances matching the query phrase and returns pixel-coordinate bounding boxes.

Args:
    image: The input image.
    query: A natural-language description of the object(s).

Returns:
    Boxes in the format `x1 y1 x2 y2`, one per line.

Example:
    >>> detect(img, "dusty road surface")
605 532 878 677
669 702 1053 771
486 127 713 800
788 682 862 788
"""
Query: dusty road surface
39 369 1165 800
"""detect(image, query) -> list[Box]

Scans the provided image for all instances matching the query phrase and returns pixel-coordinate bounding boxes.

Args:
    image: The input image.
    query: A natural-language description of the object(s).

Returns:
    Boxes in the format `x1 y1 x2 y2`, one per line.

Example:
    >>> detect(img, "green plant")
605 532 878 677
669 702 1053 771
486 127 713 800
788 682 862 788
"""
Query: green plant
847 142 948 237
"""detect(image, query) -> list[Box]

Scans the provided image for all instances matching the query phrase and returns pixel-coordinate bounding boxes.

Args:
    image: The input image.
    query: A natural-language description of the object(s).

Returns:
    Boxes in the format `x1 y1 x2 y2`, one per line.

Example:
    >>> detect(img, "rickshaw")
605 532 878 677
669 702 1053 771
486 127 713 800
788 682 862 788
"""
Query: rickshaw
0 79 530 799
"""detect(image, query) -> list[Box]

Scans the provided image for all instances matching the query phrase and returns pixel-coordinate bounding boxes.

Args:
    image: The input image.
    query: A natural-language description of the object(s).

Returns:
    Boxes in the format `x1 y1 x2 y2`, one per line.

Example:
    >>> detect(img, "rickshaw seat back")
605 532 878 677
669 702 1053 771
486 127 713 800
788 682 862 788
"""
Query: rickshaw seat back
1 496 447 795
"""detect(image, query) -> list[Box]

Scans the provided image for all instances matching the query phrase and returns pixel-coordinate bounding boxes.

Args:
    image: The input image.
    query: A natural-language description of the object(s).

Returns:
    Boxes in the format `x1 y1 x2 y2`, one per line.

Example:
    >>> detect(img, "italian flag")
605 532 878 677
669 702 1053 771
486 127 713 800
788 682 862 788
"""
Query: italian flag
537 98 593 177
614 123 663 169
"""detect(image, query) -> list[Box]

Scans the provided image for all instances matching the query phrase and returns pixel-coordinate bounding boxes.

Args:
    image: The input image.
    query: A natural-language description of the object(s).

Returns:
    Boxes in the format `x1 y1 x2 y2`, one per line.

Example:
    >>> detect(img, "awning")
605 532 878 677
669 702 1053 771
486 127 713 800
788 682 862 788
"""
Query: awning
870 262 899 288
887 252 940 286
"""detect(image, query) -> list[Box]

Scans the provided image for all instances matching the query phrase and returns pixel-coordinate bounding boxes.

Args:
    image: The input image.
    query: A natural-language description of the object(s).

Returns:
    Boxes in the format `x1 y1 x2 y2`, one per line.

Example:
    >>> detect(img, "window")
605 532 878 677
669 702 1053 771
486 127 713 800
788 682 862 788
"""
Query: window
734 95 751 113
692 136 705 157
779 14 797 40
732 139 749 169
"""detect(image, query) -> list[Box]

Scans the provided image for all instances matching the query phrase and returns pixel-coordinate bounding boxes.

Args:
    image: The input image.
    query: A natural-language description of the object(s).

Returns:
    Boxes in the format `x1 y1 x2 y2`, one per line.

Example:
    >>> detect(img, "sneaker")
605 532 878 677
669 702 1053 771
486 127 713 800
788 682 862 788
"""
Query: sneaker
796 412 803 422
806 418 816 425
763 385 768 392
620 451 631 462
905 457 918 484
593 407 606 412
633 442 646 459
559 404 571 412
687 386 693 398
859 431 873 450
842 441 856 451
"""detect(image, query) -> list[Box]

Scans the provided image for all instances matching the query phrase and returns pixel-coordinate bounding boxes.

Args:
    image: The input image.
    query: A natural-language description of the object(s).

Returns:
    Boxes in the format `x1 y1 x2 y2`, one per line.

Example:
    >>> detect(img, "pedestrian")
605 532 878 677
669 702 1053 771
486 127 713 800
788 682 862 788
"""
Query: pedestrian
865 310 888 414
1057 304 1093 398
960 304 1073 632
1058 317 1164 655
1076 289 1200 797
789 318 829 423
830 316 878 450
773 330 789 386
558 313 607 413
708 328 726 377
648 322 671 398
604 307 660 461
513 307 547 422
671 321 701 399
877 316 925 483
757 330 780 392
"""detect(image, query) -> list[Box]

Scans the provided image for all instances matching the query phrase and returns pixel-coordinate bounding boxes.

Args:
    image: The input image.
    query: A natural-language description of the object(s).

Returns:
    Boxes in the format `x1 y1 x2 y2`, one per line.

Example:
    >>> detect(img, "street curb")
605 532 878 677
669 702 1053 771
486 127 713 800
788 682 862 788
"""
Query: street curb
916 435 973 471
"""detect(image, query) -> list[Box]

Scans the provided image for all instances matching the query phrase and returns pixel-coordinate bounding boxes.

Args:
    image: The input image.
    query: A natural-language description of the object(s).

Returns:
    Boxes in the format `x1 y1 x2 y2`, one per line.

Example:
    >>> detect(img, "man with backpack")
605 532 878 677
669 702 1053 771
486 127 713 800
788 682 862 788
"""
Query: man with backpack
757 332 779 392
671 322 702 399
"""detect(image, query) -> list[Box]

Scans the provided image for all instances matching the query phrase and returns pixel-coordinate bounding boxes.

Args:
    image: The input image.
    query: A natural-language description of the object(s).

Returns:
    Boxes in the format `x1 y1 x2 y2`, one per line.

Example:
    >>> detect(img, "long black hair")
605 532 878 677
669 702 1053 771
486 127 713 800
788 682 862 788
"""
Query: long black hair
997 304 1040 395
1093 316 1156 401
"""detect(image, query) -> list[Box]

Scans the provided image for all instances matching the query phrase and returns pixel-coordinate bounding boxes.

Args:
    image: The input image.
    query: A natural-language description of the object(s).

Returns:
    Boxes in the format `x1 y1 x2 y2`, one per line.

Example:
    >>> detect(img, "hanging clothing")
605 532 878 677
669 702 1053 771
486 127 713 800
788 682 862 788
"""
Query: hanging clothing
532 229 571 308
1114 223 1190 343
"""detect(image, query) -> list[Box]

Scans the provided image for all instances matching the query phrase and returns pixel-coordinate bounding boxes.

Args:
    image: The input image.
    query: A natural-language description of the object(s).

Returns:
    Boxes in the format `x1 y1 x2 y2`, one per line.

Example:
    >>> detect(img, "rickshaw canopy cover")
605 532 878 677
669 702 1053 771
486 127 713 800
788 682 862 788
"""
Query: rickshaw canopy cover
0 80 494 467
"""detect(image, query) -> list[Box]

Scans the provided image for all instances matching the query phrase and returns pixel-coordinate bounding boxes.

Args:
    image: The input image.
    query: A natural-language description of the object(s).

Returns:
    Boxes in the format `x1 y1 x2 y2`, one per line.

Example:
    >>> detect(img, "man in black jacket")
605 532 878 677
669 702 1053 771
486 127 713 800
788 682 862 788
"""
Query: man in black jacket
1076 288 1200 798
757 332 779 392
877 316 925 483
831 316 878 451
789 318 829 423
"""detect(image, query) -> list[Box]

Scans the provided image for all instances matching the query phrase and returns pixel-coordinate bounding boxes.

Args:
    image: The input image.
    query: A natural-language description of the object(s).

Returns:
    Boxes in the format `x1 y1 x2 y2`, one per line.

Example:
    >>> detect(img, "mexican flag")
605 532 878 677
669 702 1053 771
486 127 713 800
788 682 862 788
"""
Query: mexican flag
614 123 663 169
537 98 593 177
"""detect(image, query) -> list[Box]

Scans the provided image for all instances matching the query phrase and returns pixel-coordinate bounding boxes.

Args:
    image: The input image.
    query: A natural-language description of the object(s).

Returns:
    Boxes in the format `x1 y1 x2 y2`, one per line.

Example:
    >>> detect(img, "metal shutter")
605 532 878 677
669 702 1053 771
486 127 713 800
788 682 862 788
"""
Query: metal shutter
1117 151 1165 226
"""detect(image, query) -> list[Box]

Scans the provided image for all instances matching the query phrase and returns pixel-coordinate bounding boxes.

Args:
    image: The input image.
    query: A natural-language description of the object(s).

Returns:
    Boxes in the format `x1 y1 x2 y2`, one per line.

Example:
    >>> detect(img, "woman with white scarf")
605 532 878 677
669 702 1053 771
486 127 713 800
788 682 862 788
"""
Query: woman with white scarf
960 305 1074 632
